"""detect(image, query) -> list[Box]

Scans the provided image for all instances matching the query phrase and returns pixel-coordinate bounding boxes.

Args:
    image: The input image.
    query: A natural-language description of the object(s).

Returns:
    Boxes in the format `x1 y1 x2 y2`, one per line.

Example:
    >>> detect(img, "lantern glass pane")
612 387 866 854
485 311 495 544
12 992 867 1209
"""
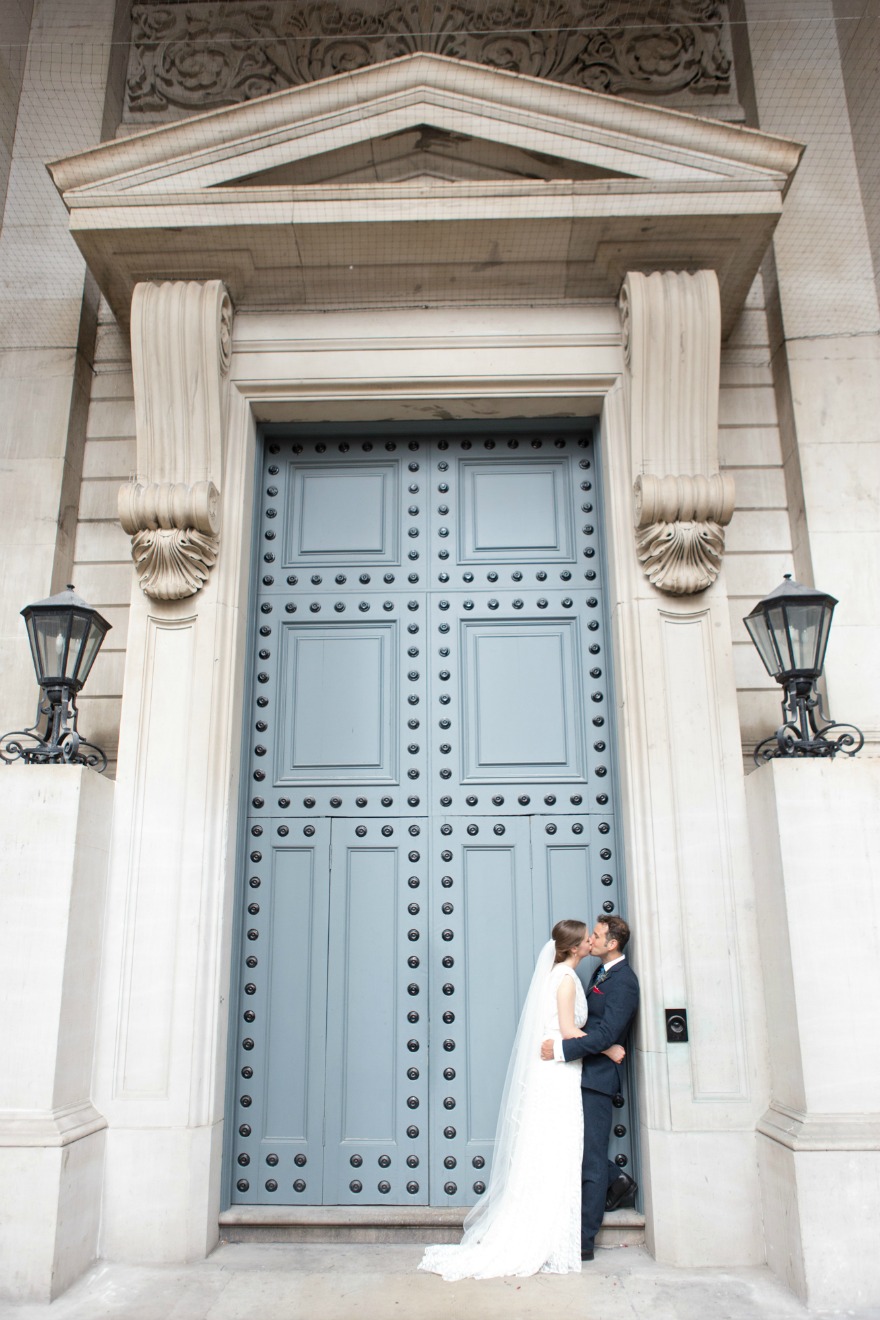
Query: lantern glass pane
67 613 91 685
815 605 833 674
784 602 825 673
744 611 783 677
76 616 107 686
23 613 44 679
766 604 793 672
29 611 71 682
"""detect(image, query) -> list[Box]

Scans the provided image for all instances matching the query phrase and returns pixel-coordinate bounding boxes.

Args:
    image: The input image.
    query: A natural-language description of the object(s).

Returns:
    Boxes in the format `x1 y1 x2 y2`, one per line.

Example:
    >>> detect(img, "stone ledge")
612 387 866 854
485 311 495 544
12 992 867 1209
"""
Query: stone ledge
218 1205 645 1246
0 1102 107 1149
758 1103 880 1152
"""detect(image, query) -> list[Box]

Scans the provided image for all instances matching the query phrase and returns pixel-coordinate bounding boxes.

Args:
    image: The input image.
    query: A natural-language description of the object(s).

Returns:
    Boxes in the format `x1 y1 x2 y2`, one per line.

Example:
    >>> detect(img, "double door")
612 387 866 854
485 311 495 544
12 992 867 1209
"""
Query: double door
228 423 633 1206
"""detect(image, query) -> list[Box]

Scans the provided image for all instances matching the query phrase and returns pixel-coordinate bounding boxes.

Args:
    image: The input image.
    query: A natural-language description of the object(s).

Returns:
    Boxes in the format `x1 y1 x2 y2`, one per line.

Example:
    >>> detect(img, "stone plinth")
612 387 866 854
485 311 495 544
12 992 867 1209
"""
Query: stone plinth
747 757 880 1310
0 766 114 1301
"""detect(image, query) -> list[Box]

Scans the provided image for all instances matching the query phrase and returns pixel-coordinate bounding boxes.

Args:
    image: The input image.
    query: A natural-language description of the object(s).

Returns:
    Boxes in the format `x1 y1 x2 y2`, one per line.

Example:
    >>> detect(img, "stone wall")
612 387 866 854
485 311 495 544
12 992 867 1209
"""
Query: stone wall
719 274 793 755
0 0 34 225
0 0 121 745
834 0 880 314
71 303 136 776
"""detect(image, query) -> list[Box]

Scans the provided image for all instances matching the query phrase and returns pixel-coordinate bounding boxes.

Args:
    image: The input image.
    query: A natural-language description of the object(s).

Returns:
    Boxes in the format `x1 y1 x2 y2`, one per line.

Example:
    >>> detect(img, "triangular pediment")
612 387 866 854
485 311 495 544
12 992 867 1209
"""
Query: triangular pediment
51 52 799 197
224 126 630 187
48 53 802 331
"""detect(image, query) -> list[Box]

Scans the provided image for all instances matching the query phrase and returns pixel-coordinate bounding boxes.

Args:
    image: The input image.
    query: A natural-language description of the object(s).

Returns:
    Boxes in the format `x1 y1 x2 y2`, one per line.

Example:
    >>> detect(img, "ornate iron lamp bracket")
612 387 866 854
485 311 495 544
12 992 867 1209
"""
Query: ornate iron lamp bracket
1 684 108 771
754 680 864 764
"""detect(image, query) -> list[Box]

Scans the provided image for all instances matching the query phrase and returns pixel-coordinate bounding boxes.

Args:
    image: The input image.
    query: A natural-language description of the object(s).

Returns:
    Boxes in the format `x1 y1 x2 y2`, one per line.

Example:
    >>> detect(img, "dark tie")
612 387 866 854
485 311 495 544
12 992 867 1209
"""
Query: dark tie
594 966 609 985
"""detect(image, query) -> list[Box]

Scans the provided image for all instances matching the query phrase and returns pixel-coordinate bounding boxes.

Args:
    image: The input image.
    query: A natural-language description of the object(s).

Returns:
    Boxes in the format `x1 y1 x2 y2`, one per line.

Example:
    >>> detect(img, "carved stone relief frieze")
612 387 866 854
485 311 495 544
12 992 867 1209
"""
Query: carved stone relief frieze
125 1 735 118
120 280 232 601
621 270 733 596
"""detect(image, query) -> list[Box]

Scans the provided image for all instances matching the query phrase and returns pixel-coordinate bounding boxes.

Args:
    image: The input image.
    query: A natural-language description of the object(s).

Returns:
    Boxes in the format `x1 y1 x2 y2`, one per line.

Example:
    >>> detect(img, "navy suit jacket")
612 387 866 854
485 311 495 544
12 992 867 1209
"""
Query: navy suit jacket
561 958 639 1095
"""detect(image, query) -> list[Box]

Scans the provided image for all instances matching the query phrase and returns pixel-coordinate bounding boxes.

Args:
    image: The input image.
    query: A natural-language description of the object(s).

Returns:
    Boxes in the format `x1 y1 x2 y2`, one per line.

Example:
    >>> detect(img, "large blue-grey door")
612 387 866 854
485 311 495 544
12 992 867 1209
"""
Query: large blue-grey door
228 425 633 1208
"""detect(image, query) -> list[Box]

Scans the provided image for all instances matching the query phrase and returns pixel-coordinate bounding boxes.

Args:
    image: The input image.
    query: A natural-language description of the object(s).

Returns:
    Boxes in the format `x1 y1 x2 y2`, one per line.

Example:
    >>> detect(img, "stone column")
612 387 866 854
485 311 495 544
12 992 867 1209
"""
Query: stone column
93 280 241 1262
604 269 770 1265
0 767 114 1301
0 0 122 729
745 0 880 752
746 759 880 1309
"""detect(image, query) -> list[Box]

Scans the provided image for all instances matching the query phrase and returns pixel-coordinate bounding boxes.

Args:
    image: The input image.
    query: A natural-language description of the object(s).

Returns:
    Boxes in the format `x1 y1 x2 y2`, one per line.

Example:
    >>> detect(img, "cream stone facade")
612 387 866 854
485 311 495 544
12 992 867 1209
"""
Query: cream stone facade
1 2 879 1311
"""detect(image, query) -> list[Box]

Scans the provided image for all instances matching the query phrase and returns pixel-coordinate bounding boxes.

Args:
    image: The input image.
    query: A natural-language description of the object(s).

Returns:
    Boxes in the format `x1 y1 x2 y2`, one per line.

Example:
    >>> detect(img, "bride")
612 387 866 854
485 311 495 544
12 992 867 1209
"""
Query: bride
419 919 625 1280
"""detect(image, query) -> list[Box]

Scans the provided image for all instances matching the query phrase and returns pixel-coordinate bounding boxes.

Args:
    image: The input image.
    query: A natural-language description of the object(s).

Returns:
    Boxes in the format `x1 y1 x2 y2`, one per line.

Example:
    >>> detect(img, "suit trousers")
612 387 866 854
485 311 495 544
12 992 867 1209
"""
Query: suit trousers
580 1087 616 1251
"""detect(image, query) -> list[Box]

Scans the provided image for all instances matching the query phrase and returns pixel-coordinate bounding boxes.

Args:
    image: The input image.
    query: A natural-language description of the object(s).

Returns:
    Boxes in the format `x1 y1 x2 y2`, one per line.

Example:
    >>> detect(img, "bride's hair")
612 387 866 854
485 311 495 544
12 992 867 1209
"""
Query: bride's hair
551 919 587 964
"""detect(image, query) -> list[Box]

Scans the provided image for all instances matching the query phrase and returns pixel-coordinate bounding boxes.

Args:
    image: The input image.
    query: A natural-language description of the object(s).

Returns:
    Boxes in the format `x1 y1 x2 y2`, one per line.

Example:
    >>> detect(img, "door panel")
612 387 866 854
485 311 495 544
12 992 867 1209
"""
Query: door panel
430 591 609 811
323 818 429 1204
276 620 399 783
457 458 575 561
230 821 331 1204
285 461 401 562
427 816 535 1205
253 598 426 815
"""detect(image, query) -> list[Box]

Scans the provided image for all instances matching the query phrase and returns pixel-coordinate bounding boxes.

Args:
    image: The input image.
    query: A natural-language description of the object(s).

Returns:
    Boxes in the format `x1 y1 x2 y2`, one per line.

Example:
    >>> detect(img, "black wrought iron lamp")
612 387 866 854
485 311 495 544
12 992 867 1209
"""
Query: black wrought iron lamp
0 585 111 770
744 575 863 764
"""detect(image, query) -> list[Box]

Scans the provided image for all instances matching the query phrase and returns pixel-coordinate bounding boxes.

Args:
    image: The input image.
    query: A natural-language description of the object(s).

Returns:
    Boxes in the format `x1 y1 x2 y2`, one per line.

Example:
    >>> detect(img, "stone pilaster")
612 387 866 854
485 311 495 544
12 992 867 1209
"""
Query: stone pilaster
93 281 241 1263
601 271 768 1266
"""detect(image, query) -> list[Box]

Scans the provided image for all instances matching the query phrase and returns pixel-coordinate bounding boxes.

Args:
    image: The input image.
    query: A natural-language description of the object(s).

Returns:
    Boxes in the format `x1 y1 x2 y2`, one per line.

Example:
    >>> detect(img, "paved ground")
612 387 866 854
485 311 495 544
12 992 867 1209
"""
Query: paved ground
2 1244 879 1320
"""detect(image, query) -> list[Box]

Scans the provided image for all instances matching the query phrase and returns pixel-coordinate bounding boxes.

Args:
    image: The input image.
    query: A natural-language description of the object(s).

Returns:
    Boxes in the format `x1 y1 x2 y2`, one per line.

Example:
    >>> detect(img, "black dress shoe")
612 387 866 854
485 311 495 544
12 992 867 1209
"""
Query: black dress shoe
605 1171 637 1211
581 1248 594 1261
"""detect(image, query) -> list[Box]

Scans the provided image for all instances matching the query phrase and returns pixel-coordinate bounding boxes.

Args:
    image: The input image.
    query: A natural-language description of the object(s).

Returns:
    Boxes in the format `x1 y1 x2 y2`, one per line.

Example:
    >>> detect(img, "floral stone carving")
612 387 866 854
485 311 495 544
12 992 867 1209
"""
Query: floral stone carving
119 480 221 601
126 1 733 115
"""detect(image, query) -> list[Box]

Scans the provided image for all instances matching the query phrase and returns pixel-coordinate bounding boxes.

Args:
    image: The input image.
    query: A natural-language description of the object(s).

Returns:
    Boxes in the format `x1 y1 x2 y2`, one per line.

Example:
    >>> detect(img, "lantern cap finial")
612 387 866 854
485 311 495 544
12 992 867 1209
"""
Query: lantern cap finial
745 575 838 617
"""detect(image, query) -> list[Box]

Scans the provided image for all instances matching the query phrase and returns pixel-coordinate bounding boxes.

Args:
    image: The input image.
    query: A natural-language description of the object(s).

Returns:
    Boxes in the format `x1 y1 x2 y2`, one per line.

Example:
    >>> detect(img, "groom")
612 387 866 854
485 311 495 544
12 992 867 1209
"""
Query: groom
541 915 639 1261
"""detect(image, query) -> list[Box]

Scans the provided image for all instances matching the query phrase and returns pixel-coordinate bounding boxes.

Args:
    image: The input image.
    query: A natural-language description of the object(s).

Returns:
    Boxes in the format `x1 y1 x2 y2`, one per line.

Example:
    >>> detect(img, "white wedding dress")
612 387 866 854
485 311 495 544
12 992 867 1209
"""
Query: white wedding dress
419 948 587 1280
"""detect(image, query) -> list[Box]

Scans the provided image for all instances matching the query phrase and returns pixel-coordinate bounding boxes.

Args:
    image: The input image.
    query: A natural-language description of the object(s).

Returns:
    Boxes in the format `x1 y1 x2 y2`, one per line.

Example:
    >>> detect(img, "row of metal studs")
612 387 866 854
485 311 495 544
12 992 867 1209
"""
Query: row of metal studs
431 823 490 1197
234 853 315 1193
267 436 591 455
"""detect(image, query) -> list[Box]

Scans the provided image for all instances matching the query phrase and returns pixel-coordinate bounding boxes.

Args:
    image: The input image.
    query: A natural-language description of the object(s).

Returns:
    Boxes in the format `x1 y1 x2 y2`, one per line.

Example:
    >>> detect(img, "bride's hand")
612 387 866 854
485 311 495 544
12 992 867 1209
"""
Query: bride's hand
603 1044 625 1063
563 1028 586 1039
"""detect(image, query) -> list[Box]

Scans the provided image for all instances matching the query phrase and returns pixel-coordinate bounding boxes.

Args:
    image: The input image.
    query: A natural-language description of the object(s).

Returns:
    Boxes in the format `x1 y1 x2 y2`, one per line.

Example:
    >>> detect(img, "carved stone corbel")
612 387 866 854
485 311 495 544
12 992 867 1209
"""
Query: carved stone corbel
620 270 734 595
120 280 232 600
634 472 735 595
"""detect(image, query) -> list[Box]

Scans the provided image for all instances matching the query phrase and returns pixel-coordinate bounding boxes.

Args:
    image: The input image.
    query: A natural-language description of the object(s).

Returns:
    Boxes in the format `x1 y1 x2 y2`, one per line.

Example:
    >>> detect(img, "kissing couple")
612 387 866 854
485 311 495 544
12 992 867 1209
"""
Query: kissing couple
420 915 640 1280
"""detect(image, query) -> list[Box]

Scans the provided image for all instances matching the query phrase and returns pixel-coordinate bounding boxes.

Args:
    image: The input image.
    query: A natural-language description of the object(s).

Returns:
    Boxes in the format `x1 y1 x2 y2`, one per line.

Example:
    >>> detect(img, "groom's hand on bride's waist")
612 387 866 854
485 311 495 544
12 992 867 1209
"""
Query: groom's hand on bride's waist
540 1039 555 1060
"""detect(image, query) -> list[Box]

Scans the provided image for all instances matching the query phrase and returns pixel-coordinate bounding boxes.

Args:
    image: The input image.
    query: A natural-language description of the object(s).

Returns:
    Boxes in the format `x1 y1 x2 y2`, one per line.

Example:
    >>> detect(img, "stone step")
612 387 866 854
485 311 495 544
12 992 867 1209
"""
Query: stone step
218 1205 645 1246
